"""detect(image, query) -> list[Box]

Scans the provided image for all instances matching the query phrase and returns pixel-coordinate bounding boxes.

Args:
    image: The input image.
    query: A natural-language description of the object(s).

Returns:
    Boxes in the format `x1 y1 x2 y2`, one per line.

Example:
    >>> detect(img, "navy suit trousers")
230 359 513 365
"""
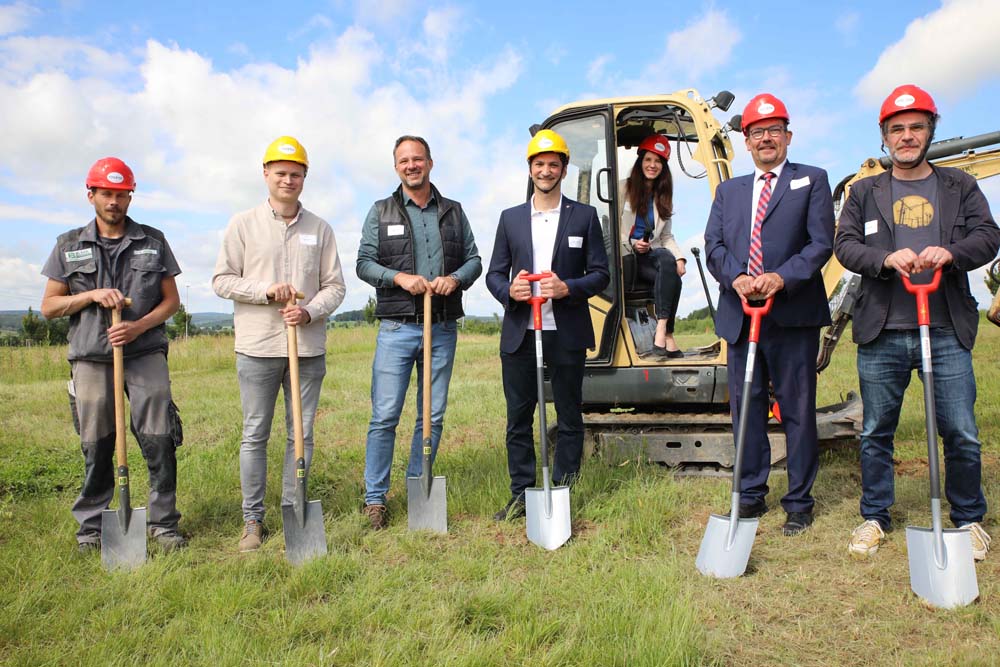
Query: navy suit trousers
727 318 820 513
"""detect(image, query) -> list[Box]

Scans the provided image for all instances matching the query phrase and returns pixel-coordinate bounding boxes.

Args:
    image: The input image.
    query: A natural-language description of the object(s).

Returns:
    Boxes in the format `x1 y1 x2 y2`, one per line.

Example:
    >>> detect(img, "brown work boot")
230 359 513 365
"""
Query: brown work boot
238 519 264 552
363 503 388 530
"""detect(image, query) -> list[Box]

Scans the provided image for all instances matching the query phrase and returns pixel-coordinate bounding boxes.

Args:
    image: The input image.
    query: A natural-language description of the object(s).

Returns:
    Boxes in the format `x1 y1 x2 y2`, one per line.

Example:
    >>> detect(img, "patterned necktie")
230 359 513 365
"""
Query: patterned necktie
748 172 774 277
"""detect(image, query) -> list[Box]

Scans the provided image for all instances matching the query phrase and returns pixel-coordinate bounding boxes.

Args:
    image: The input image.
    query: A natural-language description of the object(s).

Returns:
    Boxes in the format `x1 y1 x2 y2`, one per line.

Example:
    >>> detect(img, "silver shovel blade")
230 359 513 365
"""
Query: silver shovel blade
525 485 571 551
281 500 327 566
905 526 979 609
406 475 447 534
101 507 147 571
696 513 759 578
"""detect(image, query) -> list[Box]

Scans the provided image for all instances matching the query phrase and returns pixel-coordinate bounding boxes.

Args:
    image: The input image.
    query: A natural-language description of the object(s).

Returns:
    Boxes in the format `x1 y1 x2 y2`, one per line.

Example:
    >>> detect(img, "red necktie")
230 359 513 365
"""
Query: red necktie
748 172 774 277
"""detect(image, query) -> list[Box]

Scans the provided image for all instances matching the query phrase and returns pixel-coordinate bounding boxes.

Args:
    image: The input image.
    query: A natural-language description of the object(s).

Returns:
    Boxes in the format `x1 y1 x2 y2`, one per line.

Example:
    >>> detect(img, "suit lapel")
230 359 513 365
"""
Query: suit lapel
761 163 794 225
872 172 894 239
553 196 573 260
934 167 960 244
737 175 754 261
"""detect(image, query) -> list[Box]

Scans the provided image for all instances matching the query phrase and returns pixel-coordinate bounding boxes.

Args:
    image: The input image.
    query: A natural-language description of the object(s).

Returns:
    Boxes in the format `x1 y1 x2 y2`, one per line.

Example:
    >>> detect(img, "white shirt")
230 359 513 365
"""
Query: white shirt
748 160 786 271
528 195 560 330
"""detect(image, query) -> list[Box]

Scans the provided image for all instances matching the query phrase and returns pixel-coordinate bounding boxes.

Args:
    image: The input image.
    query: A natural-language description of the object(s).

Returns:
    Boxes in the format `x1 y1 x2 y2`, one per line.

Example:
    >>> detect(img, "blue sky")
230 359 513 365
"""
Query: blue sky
1 0 998 316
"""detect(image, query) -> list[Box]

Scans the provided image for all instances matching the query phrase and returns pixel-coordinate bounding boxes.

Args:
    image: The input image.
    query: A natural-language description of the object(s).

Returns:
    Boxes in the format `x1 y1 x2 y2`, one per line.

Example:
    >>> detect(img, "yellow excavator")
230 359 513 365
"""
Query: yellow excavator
531 89 1000 473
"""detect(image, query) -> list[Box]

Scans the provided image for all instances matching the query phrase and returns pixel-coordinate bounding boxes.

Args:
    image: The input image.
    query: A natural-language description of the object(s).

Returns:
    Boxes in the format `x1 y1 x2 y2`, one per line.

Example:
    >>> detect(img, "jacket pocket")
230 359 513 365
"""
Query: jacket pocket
129 256 165 303
62 261 97 294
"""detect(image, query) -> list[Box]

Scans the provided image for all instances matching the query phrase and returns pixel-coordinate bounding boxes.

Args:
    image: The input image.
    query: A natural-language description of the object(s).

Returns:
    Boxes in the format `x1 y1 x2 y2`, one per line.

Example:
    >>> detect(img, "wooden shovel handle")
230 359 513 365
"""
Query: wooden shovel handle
286 295 305 461
105 299 131 468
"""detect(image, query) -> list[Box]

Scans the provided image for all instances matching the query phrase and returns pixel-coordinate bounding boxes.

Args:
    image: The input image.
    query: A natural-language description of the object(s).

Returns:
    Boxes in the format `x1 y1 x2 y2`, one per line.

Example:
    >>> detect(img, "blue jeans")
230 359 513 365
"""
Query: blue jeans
236 353 327 523
857 329 986 529
363 319 458 505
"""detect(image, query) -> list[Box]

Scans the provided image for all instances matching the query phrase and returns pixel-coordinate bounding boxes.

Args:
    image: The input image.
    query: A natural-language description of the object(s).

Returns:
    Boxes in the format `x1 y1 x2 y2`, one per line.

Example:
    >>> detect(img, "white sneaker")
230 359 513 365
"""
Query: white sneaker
962 522 991 562
848 520 885 558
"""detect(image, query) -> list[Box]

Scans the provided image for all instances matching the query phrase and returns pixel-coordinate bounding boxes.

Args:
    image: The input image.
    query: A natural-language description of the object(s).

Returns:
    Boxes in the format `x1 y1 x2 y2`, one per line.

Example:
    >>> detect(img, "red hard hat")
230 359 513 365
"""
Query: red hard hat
638 134 671 161
741 93 790 134
85 157 136 191
879 84 937 124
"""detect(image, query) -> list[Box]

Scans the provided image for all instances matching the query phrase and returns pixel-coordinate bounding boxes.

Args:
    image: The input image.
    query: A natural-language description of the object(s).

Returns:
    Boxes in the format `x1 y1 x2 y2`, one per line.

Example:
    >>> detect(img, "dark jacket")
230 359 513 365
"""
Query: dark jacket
834 166 1000 349
485 196 610 354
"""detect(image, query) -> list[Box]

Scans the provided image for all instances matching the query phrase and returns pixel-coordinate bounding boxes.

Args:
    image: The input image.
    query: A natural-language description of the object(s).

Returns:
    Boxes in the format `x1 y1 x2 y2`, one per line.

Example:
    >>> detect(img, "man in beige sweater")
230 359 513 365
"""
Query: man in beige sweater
213 136 346 551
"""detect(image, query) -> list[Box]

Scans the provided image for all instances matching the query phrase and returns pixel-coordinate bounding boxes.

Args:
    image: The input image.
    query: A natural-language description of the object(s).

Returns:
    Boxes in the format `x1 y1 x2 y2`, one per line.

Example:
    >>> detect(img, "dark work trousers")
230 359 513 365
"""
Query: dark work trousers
70 352 181 544
635 248 682 331
500 330 586 498
726 318 820 514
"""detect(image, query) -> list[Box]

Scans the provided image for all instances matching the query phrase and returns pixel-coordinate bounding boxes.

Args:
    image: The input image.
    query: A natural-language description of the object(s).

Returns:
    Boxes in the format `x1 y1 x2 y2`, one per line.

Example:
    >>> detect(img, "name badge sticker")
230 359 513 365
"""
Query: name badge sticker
790 176 810 190
133 248 159 256
387 225 405 237
864 220 879 236
299 234 317 246
568 235 583 248
64 248 93 262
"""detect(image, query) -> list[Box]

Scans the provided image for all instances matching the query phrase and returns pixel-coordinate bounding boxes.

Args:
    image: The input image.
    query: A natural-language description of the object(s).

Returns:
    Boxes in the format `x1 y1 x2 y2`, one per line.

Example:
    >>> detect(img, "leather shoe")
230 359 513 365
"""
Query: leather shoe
492 496 526 521
736 499 768 518
783 511 814 536
664 348 685 358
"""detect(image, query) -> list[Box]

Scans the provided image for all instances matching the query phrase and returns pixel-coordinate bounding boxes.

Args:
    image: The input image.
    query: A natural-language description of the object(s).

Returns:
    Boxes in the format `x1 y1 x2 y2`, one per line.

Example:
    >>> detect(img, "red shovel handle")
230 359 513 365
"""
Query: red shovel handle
901 269 942 327
523 272 551 331
741 297 773 345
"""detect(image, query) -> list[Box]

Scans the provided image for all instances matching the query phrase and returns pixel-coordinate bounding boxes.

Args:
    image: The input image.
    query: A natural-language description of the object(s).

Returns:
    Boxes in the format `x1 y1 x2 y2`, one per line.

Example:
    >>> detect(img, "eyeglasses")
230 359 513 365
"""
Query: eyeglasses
886 122 930 136
747 125 786 140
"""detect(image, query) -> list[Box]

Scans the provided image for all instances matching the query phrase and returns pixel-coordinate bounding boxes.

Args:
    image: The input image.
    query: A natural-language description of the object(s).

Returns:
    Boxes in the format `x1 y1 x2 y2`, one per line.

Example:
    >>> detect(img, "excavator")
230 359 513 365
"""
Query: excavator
531 89 1000 473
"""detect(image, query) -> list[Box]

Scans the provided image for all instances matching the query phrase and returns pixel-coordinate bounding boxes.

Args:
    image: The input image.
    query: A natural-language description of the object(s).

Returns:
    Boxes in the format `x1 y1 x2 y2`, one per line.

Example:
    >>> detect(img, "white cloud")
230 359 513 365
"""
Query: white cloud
288 14 334 41
855 0 1000 105
0 2 38 36
662 9 741 79
420 7 463 64
834 11 860 45
0 203 78 226
586 55 612 87
0 255 46 310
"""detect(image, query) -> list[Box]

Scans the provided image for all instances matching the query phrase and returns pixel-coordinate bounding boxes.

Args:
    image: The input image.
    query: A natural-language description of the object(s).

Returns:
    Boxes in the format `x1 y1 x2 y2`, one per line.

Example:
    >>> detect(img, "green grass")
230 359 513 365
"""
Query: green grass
1 321 999 666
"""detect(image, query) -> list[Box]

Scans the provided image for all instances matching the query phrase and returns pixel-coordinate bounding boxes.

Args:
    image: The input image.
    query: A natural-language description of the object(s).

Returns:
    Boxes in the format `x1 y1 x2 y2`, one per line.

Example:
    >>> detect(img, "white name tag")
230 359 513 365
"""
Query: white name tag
387 225 405 237
134 248 158 256
790 176 810 190
299 234 317 246
64 248 93 262
864 220 879 236
568 235 583 248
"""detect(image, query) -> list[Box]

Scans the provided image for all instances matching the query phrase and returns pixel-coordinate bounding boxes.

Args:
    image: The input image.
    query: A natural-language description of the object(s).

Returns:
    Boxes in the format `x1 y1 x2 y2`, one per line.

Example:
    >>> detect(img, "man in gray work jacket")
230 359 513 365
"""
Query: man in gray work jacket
356 135 482 529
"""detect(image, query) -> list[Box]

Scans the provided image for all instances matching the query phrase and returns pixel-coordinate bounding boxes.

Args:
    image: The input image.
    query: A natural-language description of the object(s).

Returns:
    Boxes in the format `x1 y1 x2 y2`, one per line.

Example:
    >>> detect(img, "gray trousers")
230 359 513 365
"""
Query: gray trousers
236 353 326 522
70 352 182 544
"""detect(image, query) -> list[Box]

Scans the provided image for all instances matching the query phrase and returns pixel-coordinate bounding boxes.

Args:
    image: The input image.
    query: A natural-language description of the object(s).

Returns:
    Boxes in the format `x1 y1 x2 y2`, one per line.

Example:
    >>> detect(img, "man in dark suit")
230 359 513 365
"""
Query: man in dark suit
835 84 999 560
486 129 610 520
704 93 835 536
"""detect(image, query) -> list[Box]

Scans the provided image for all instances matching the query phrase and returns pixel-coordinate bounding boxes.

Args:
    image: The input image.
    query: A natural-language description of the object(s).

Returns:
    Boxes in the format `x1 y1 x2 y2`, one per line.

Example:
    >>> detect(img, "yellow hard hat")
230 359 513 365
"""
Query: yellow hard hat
526 129 569 162
263 136 309 167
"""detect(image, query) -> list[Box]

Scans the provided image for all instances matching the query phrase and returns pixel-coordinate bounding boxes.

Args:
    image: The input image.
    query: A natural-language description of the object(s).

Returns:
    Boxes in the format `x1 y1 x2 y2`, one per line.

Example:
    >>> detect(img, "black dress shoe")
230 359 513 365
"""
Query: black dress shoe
664 348 685 358
736 499 768 518
783 511 814 536
492 497 526 521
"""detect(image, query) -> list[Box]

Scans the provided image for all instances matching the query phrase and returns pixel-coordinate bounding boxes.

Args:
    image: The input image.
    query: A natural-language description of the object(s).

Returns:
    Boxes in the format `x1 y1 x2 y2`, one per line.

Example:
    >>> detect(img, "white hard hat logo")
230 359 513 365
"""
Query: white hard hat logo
107 172 124 184
654 142 666 151
894 94 915 108
757 102 775 114
278 144 296 155
538 138 554 149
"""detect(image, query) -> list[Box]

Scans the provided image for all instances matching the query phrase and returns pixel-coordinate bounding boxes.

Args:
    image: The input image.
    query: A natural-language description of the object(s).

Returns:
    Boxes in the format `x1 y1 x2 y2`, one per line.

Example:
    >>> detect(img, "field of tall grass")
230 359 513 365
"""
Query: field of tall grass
1 320 998 666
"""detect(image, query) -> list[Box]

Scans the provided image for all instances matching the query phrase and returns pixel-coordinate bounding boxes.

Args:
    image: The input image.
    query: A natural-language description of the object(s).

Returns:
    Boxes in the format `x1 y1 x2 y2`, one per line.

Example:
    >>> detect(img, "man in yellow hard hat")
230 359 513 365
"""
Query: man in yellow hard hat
356 135 482 529
213 136 346 551
40 157 186 554
485 129 610 520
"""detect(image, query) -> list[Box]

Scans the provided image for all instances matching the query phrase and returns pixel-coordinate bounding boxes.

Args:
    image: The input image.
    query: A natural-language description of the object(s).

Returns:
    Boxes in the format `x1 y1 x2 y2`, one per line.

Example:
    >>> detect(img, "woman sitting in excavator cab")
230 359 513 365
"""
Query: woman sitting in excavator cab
619 134 686 358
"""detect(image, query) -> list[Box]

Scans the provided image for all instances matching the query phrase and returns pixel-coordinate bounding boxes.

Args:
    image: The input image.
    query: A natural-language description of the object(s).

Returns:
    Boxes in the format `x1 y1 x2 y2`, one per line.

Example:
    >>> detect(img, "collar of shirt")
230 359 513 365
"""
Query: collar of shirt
530 196 561 218
753 160 787 183
402 190 437 210
267 198 303 225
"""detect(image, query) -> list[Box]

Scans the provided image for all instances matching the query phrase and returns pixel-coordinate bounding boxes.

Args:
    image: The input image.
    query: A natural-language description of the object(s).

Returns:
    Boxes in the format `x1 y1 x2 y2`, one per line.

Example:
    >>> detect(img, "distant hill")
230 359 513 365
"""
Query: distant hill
191 312 234 328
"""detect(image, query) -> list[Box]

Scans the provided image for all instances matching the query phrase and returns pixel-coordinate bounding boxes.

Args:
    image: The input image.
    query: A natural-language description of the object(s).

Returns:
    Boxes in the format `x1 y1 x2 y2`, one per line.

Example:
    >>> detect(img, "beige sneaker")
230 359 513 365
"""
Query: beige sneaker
238 519 264 552
962 522 991 562
848 520 885 558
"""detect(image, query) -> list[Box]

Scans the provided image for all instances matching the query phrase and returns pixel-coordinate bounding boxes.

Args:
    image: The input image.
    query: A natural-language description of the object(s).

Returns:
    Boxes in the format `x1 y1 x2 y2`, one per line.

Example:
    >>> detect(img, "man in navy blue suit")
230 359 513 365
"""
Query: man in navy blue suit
486 129 610 520
704 93 835 536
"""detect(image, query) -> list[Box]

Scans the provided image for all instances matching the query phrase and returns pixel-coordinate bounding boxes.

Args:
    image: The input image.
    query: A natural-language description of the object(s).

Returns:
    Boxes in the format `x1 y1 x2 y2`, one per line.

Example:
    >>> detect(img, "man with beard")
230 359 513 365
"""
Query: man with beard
485 129 610 520
41 157 186 554
356 135 482 530
835 84 1000 560
704 93 835 537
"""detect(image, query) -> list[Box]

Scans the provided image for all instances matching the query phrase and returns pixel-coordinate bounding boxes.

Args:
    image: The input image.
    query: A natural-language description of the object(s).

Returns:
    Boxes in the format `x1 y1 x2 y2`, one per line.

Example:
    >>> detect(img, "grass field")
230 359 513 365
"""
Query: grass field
1 320 999 666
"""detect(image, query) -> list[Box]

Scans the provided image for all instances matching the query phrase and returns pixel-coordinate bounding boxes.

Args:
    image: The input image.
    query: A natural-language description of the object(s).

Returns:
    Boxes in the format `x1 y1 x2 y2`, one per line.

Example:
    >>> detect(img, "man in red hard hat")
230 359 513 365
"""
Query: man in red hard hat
704 93 835 536
835 84 1000 560
40 157 186 554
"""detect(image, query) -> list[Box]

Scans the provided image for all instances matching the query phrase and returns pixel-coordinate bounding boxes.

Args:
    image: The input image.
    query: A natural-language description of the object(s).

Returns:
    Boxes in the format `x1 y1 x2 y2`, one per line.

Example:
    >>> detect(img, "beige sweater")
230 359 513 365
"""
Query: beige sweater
212 201 346 357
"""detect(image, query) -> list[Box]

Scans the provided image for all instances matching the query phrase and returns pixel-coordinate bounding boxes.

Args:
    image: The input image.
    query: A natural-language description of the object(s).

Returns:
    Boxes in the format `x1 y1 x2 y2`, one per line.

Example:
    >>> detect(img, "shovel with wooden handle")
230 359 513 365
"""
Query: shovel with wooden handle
281 293 328 565
407 290 448 533
101 297 147 571
696 296 772 578
902 269 979 608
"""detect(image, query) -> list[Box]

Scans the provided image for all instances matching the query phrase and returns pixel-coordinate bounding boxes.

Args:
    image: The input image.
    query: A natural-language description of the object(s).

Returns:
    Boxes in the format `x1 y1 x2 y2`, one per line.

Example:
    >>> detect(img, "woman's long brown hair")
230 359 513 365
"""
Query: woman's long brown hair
625 151 673 222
